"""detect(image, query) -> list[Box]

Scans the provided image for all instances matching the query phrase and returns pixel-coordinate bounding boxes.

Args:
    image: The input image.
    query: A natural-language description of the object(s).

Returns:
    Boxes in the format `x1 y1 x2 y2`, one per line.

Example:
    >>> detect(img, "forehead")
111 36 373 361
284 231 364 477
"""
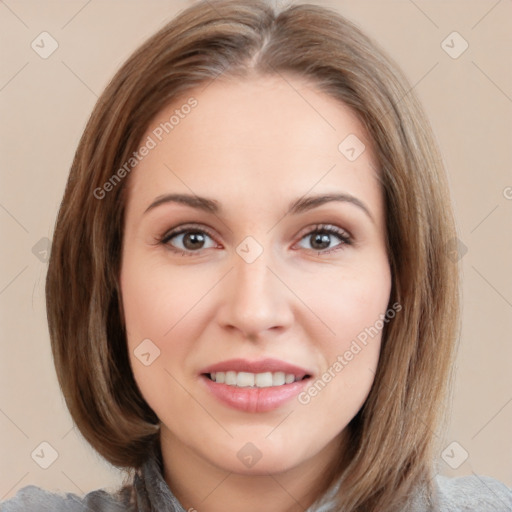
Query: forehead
125 74 382 219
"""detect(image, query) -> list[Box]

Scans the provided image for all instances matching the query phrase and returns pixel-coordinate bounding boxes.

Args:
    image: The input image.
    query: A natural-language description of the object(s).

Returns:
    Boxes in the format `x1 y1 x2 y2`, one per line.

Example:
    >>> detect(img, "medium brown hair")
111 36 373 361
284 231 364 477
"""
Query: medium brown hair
46 1 460 510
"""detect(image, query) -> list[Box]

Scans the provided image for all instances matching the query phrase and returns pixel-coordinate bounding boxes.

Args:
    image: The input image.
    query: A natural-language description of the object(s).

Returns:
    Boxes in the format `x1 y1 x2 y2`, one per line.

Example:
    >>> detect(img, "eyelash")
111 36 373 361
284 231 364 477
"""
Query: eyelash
155 223 353 257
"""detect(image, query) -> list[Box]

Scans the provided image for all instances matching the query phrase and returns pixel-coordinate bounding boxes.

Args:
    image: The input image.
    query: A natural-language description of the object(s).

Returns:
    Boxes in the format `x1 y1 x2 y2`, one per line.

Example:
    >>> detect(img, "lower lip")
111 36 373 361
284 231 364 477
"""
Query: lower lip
201 375 310 413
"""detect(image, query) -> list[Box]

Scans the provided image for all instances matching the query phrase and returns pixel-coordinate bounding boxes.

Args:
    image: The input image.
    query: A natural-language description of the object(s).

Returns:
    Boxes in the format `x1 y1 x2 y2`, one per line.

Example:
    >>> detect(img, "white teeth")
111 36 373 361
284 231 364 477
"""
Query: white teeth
255 372 273 387
237 372 255 387
272 372 286 386
208 371 304 388
285 373 295 384
225 371 237 385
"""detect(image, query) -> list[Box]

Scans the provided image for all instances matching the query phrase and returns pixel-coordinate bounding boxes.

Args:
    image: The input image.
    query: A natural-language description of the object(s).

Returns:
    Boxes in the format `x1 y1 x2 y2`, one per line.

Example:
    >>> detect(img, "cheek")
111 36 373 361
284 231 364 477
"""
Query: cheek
306 258 392 346
119 256 205 419
119 257 191 401
120 255 206 346
304 258 392 396
296 267 391 427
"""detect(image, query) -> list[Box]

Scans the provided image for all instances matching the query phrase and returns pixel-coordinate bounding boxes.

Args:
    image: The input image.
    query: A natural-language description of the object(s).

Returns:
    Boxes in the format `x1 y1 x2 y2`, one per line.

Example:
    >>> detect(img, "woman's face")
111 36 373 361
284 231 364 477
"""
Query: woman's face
120 74 391 477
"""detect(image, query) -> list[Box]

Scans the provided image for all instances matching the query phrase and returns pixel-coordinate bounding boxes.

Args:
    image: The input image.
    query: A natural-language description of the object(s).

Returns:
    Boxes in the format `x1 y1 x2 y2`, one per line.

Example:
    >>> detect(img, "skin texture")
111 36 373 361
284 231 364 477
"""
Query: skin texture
120 74 392 512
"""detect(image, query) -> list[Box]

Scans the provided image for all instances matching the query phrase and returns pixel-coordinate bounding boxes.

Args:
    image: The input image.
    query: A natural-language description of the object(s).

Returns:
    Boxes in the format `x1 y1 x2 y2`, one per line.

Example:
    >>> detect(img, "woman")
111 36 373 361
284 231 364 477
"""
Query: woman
2 0 511 511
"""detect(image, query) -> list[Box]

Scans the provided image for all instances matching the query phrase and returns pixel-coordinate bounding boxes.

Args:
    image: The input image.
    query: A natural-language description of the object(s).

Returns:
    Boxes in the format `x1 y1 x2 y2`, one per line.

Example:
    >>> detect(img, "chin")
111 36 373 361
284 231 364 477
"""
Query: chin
216 453 301 476
205 437 315 476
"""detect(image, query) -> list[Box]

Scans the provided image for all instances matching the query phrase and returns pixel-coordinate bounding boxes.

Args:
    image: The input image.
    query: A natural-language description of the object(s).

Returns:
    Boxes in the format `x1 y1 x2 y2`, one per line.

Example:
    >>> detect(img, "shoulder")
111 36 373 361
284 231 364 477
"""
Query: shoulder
435 474 512 511
0 484 133 512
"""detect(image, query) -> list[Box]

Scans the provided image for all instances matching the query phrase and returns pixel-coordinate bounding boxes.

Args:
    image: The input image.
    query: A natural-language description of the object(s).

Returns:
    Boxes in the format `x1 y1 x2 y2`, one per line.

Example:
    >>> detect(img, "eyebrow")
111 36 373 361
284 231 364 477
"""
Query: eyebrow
144 192 374 223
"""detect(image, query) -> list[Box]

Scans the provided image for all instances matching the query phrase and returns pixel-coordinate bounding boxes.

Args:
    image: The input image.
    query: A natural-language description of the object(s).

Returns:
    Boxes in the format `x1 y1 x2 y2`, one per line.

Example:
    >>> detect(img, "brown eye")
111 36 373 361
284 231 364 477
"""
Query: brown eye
309 232 332 251
181 231 207 250
160 225 218 255
296 225 352 254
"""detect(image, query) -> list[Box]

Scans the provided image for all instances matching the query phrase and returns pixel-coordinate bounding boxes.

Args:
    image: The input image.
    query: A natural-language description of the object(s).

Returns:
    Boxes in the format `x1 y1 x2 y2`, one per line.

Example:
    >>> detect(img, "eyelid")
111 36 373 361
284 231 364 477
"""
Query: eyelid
294 223 352 242
160 223 218 242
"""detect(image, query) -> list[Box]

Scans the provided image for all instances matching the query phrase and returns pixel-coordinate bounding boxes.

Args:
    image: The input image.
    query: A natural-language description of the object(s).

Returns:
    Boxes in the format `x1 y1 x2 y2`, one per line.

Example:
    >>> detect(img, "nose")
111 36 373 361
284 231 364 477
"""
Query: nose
216 248 294 340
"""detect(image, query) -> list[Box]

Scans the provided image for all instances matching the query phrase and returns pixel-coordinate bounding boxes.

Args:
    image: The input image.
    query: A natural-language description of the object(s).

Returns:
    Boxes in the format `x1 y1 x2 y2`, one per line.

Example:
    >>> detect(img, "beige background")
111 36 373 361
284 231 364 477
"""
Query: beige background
1 0 511 499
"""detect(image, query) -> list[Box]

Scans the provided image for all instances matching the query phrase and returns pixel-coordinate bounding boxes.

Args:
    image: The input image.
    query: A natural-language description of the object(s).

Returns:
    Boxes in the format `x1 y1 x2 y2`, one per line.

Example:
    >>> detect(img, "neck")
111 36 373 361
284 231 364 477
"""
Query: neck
160 429 345 512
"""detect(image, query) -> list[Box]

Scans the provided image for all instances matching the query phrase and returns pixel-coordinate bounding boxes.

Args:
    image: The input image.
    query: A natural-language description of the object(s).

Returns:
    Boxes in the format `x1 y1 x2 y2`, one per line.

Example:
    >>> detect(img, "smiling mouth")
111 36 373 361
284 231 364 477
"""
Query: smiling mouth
204 371 311 388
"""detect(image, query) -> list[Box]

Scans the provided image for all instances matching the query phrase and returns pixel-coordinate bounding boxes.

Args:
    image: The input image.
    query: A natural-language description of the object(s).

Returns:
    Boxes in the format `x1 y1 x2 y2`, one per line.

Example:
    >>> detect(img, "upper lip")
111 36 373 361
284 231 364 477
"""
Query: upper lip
200 358 313 378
